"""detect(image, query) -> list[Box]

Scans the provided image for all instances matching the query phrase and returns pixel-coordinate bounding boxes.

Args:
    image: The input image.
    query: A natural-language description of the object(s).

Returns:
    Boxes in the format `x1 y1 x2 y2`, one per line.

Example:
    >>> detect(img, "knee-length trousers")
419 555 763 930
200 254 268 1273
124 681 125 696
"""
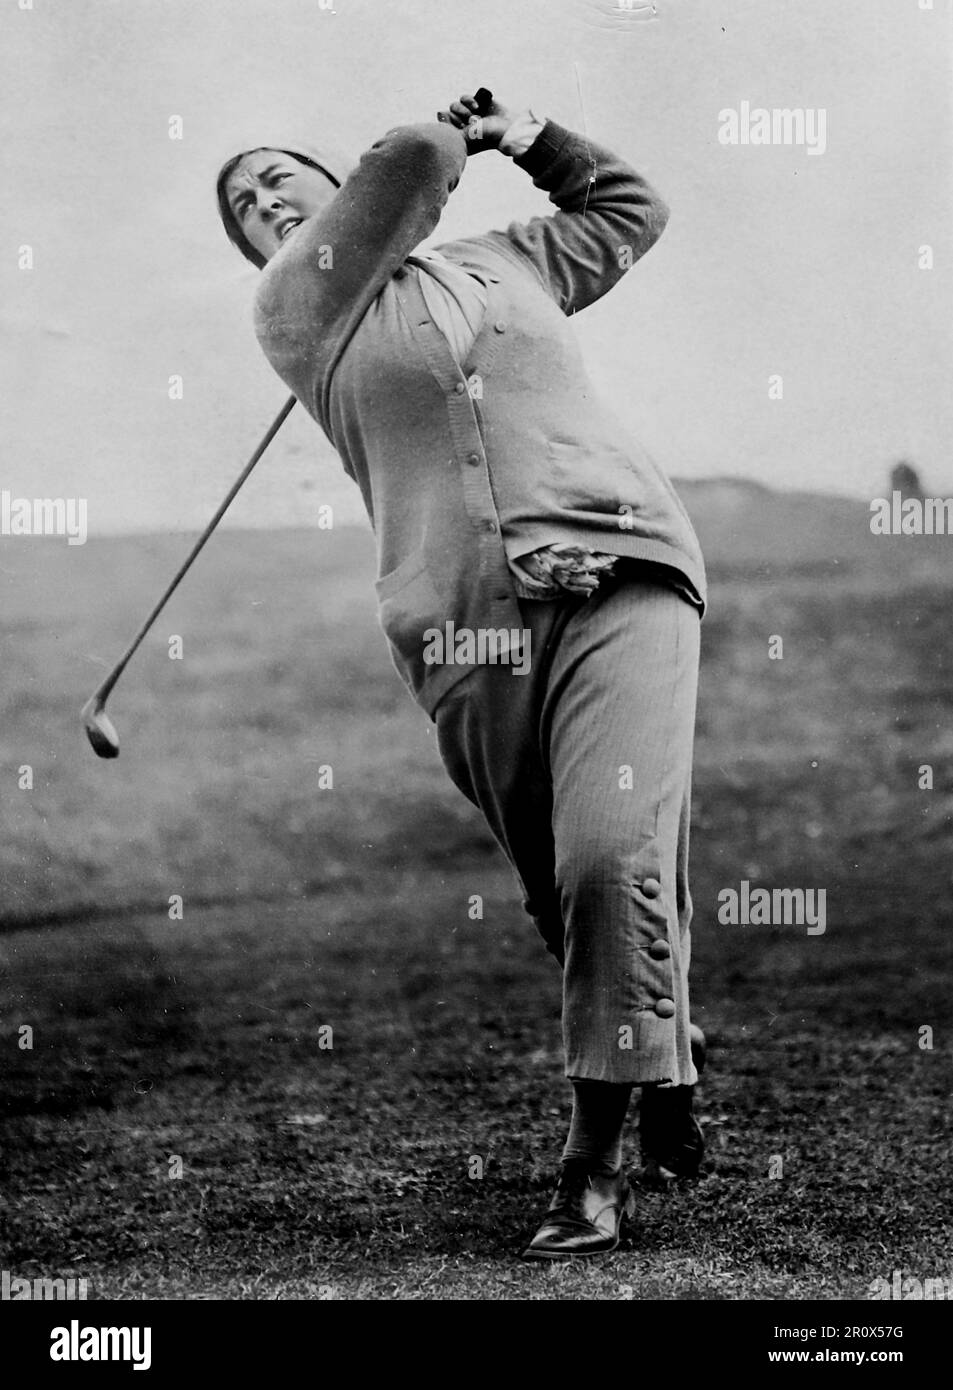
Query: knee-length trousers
433 573 701 1086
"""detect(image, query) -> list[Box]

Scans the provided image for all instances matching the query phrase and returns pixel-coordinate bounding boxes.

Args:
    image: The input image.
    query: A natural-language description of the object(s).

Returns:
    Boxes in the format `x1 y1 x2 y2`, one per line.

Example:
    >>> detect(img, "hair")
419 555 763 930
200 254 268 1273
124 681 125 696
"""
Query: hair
216 148 342 269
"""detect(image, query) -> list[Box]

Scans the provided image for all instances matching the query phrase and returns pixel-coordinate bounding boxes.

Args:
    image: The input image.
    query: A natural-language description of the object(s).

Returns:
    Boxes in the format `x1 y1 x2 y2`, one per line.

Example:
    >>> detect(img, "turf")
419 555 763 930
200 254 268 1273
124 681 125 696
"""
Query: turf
1 521 951 1299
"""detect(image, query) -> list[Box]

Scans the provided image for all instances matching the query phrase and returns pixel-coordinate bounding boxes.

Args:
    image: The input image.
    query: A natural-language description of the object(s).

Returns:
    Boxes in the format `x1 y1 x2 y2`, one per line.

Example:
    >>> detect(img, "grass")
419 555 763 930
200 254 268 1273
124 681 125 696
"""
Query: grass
1 521 951 1299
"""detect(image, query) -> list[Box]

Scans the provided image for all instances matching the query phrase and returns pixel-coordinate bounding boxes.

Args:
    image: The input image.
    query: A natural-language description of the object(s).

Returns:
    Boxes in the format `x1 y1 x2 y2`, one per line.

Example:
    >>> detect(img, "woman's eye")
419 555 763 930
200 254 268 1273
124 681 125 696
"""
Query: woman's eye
234 172 290 220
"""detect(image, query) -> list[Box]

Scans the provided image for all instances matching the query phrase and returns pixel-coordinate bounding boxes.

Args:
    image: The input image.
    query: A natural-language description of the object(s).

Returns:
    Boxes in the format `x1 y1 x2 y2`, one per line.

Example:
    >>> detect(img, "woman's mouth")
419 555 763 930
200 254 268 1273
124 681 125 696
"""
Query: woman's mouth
278 218 303 242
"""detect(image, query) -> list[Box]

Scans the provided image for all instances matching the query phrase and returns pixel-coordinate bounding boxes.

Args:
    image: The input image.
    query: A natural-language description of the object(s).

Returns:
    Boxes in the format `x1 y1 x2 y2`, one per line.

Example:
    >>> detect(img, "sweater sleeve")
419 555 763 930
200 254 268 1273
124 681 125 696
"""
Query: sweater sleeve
253 122 468 403
486 119 669 316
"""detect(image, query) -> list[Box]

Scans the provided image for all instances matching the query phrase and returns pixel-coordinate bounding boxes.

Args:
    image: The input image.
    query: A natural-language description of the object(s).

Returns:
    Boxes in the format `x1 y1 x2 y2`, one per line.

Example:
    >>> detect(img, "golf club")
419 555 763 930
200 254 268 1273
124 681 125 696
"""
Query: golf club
442 87 493 130
81 393 297 758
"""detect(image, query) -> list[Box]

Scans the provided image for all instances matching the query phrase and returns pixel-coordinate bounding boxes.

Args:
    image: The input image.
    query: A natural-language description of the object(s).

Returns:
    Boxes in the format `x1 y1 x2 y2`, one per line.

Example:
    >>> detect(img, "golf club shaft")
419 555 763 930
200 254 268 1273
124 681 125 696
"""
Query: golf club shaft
88 92 490 712
90 393 297 706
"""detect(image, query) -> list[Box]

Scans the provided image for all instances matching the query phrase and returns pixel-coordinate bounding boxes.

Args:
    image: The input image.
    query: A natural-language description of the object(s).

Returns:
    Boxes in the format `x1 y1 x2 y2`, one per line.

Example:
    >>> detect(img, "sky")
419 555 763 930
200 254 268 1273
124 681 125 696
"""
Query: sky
2 0 951 536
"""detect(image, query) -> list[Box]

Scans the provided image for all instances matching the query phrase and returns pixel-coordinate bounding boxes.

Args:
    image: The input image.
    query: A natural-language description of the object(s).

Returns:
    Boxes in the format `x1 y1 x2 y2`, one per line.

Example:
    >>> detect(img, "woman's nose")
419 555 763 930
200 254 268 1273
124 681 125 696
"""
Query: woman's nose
257 189 284 218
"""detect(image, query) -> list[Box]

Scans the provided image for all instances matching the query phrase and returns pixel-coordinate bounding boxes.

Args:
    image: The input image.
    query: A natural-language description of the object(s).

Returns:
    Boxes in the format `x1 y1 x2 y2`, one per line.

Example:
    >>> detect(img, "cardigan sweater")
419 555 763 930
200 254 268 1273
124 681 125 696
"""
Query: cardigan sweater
415 111 628 602
253 118 707 717
407 248 703 607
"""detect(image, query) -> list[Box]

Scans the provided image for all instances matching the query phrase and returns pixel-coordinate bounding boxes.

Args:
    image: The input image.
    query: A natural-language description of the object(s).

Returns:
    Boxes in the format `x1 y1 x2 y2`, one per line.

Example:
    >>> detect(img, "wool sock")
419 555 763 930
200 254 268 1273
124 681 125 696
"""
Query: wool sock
560 1080 634 1175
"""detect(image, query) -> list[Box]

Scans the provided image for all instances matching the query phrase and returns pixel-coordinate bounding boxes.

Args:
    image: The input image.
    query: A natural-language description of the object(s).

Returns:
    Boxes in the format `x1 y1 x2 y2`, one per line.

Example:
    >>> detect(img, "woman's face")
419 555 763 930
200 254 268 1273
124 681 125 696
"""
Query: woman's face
224 150 337 263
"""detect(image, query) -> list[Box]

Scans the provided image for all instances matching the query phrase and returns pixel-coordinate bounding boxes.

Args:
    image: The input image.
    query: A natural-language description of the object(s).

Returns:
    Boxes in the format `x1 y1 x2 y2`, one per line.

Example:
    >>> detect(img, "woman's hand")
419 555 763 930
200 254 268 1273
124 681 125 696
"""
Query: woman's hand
436 92 515 153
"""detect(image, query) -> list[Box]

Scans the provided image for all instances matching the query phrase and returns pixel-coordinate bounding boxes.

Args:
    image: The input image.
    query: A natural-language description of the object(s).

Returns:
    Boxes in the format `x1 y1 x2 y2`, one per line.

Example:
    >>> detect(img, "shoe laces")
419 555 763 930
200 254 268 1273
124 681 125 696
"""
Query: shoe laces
551 1164 597 1223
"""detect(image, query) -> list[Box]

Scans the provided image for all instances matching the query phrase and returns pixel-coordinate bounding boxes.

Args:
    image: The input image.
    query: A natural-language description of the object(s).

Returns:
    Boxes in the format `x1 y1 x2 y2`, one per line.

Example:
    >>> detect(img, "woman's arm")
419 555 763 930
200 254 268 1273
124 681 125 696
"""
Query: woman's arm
253 122 468 399
499 119 670 315
439 91 670 316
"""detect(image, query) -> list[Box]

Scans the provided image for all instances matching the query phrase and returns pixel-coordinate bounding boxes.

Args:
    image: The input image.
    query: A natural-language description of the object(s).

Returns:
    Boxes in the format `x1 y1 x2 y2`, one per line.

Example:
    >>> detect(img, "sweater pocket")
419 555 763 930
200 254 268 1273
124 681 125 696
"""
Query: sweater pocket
374 552 445 689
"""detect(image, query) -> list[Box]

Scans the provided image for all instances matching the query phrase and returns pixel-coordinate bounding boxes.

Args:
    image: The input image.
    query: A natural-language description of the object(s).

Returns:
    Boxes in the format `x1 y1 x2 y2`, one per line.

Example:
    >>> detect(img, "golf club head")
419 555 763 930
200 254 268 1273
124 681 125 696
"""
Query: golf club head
81 696 120 759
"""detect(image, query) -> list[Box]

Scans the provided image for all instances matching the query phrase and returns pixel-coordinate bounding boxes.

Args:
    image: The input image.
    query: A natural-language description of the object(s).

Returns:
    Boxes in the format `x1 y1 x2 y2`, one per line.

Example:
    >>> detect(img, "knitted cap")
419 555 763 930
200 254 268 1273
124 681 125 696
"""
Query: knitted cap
215 139 354 270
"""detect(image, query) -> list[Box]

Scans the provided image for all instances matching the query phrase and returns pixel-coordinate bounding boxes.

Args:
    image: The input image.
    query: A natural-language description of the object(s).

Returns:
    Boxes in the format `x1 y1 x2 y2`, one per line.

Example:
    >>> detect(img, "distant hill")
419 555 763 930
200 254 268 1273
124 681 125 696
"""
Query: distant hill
673 476 949 579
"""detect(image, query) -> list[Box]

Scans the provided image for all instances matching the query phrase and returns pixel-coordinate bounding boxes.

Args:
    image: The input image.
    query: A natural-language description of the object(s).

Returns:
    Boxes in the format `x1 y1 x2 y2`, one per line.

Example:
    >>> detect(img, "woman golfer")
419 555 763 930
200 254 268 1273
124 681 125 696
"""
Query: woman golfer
216 91 708 1259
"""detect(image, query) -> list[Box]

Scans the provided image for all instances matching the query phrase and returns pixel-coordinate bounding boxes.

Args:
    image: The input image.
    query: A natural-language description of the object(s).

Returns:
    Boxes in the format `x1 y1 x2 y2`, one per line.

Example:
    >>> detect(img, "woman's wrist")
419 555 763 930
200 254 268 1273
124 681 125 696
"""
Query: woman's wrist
498 109 546 158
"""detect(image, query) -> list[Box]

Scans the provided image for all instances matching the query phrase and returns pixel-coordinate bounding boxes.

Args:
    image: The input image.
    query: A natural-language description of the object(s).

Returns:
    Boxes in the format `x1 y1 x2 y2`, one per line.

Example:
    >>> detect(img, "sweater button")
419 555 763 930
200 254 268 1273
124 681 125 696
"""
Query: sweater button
482 520 498 534
467 452 481 466
453 382 466 394
494 320 507 333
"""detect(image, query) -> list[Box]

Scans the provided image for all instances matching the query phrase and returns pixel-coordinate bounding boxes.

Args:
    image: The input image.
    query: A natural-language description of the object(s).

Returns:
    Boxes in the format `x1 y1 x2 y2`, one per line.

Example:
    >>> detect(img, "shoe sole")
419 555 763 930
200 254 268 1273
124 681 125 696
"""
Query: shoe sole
689 1023 706 1076
632 1157 701 1188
